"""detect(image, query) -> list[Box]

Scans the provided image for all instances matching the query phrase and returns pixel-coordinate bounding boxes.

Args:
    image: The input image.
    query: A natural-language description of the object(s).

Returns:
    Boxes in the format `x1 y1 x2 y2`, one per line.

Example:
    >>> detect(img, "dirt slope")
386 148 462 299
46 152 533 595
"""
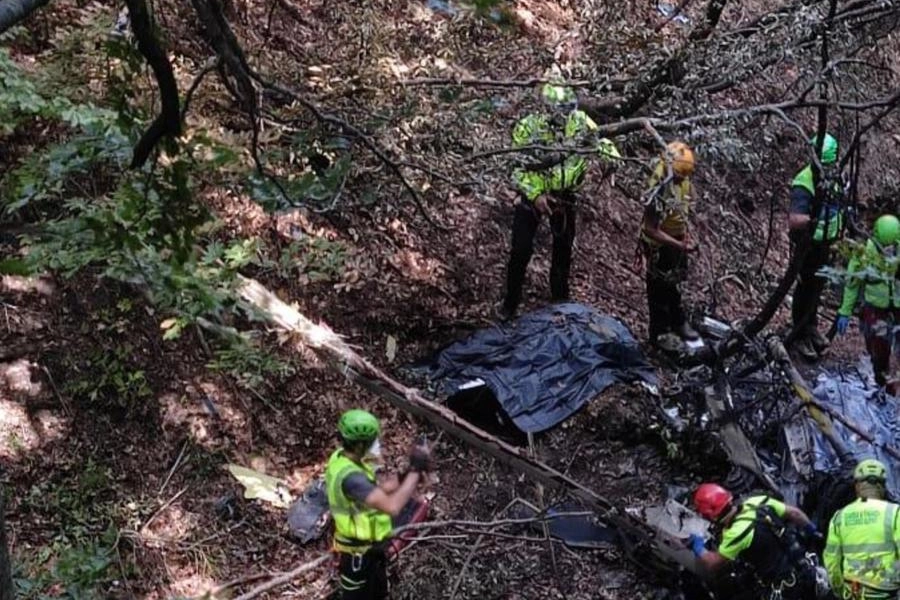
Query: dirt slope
1 0 895 598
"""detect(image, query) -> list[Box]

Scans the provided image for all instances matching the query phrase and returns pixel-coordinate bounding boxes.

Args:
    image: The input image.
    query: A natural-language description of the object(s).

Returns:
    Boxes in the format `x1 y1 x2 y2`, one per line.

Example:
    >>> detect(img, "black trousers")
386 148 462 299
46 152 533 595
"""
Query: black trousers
646 244 688 339
503 193 577 313
337 550 388 600
791 240 832 335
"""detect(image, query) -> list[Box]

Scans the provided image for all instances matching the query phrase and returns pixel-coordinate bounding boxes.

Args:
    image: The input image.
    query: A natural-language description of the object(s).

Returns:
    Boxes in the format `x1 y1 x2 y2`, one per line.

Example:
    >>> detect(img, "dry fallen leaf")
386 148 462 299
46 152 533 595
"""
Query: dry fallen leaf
386 334 398 363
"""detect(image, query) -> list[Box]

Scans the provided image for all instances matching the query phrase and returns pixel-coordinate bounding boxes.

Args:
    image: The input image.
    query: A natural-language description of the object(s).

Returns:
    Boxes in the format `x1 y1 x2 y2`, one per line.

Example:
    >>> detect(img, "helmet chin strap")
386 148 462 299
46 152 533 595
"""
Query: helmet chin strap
717 503 739 526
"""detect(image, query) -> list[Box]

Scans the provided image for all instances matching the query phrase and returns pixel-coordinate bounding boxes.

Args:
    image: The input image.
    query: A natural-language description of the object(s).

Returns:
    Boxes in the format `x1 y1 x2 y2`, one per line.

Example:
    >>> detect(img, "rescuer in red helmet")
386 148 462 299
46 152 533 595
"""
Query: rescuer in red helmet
690 483 822 600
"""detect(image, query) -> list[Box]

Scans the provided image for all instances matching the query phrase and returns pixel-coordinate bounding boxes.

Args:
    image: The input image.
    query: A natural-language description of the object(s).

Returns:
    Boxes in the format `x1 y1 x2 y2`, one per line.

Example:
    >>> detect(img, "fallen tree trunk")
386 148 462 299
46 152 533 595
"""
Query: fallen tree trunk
767 337 851 460
235 275 699 575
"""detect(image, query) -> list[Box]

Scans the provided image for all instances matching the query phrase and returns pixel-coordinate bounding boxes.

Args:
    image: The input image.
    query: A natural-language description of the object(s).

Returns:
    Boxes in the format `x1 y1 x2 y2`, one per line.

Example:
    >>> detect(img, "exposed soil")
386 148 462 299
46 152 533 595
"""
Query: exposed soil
1 0 895 599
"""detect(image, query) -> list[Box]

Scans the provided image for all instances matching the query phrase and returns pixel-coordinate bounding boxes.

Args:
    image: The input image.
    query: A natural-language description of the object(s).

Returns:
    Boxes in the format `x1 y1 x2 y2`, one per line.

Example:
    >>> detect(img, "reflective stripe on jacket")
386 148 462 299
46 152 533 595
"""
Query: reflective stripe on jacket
824 498 900 597
792 165 844 242
325 448 393 554
838 239 900 316
510 110 599 200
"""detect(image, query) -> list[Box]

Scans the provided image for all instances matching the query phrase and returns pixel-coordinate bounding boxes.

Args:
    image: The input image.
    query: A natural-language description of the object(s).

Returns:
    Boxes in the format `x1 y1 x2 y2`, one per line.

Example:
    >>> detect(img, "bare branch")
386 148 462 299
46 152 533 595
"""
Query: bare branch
391 511 595 536
189 0 444 227
231 553 331 600
838 87 900 170
126 0 182 168
469 92 900 164
253 76 447 229
401 77 593 88
180 56 221 121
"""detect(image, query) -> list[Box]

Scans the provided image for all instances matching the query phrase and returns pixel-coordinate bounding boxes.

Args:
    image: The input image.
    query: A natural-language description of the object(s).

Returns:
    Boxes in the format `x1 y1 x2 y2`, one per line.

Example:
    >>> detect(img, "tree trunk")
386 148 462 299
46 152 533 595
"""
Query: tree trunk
124 0 182 168
0 486 13 600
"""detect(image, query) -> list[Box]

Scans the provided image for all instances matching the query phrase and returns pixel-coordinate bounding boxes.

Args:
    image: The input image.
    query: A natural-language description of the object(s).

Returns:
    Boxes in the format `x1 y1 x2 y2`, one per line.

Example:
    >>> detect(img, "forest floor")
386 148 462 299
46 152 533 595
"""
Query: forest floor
0 0 879 599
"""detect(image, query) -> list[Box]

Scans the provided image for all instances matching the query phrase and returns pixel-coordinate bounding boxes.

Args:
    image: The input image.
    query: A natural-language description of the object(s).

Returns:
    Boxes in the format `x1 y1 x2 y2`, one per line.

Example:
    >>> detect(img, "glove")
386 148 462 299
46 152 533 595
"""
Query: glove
835 315 850 336
803 522 824 544
408 444 432 473
687 534 706 558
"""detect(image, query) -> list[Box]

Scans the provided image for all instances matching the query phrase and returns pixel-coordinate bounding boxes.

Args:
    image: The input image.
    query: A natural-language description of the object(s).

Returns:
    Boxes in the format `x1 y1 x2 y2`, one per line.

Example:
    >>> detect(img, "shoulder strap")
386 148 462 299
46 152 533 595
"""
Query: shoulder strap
725 500 785 549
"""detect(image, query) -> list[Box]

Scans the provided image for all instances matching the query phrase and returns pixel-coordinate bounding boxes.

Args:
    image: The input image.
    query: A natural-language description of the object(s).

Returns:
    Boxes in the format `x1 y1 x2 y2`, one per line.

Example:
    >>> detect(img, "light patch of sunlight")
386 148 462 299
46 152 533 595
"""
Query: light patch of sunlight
409 1 436 21
159 382 252 449
0 358 46 398
388 249 446 283
377 56 413 79
306 322 337 347
1 274 55 296
142 502 201 542
162 572 219 600
0 398 68 459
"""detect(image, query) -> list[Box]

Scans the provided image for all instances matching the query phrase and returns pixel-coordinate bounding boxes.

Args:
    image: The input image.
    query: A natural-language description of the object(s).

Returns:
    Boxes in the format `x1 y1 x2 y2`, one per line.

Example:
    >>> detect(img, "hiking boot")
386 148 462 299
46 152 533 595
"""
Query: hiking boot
794 337 819 362
654 333 683 353
677 322 700 341
808 328 829 353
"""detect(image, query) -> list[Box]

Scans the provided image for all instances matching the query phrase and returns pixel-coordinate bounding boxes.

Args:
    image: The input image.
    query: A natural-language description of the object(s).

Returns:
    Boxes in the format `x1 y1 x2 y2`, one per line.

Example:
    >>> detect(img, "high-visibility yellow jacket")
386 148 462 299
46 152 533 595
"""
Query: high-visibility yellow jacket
510 110 619 201
791 165 844 242
837 239 900 317
824 497 900 598
325 448 393 554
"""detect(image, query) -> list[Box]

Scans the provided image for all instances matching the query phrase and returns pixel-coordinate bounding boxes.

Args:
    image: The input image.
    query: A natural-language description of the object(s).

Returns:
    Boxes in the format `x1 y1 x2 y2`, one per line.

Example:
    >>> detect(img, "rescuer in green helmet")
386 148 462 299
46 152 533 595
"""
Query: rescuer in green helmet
788 133 847 360
325 409 432 599
833 215 900 386
825 458 900 600
498 82 620 320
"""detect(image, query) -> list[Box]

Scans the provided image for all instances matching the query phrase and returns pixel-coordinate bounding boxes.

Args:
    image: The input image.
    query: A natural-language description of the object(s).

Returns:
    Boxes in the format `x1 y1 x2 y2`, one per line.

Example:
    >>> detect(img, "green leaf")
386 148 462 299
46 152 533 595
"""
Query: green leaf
0 257 31 275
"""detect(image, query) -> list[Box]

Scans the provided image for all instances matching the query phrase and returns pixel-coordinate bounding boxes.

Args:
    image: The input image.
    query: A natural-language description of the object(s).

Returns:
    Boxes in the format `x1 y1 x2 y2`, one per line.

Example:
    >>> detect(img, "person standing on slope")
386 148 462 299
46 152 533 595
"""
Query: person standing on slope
825 459 900 600
788 133 847 360
325 409 432 600
833 215 900 386
498 84 621 320
640 141 698 352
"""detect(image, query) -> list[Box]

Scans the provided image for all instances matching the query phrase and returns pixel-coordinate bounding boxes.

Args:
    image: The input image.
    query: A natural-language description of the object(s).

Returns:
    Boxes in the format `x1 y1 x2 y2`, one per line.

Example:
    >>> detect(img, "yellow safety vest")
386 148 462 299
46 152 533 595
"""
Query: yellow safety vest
838 239 900 317
824 498 900 598
510 110 610 201
791 165 844 242
325 448 393 553
641 161 692 246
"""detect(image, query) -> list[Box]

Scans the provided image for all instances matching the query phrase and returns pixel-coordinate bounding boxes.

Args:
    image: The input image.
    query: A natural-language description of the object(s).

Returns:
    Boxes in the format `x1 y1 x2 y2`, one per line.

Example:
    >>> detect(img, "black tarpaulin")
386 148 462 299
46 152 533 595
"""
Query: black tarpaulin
414 303 658 433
